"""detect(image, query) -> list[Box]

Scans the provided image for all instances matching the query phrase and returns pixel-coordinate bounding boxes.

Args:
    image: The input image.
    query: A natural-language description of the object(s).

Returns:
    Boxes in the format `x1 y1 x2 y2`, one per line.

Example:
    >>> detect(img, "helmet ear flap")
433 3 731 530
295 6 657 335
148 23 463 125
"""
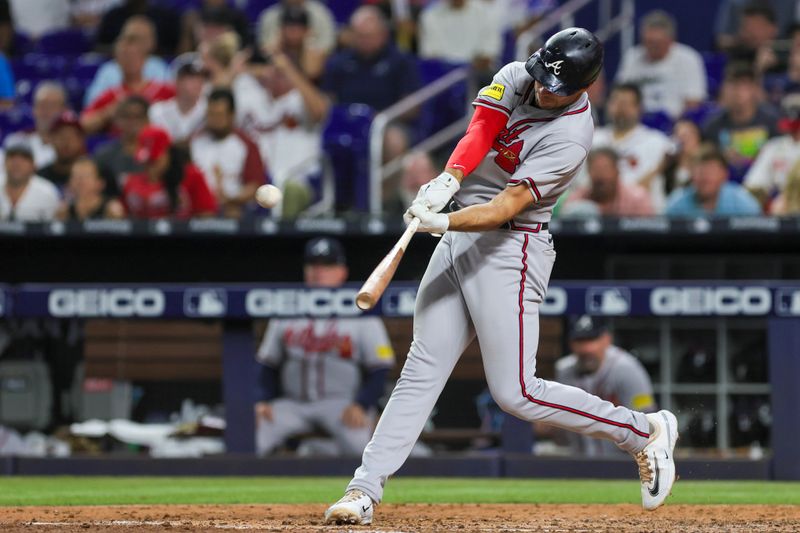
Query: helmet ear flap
524 48 542 80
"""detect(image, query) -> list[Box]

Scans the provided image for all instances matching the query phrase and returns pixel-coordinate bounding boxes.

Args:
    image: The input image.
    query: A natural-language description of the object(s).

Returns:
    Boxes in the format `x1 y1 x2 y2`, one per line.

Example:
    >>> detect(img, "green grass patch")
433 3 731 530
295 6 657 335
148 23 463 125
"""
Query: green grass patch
0 478 798 507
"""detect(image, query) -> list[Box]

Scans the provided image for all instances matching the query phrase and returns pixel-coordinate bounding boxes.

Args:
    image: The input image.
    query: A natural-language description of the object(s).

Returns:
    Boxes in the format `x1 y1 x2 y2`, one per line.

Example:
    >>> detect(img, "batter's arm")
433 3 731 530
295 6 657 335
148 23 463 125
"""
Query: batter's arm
447 183 533 231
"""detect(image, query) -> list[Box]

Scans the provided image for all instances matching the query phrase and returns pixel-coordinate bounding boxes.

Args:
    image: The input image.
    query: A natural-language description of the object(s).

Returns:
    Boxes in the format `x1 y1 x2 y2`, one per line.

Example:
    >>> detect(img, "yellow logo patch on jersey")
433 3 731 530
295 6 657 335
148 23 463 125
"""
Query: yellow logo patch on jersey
631 394 655 411
376 344 394 361
479 83 506 101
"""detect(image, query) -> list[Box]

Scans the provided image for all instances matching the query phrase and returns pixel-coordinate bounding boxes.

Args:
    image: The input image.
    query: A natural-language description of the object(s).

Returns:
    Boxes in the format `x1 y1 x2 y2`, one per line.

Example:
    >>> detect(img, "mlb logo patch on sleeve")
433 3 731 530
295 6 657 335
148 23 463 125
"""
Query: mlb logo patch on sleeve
480 83 506 101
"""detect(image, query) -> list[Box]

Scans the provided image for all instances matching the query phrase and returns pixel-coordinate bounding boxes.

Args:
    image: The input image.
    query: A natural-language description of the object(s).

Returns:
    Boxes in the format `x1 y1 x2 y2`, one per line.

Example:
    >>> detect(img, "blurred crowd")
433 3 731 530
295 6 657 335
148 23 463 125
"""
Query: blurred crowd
0 0 798 222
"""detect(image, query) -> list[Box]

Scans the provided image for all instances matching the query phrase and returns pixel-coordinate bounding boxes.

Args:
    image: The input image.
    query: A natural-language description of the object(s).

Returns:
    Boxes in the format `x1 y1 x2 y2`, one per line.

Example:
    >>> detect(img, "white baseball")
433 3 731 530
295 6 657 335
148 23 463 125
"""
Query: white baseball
255 184 283 208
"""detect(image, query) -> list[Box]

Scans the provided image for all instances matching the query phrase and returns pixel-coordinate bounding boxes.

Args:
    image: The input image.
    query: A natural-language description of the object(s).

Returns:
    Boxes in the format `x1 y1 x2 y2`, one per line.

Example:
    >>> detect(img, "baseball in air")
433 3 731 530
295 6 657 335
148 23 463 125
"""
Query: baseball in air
256 184 283 208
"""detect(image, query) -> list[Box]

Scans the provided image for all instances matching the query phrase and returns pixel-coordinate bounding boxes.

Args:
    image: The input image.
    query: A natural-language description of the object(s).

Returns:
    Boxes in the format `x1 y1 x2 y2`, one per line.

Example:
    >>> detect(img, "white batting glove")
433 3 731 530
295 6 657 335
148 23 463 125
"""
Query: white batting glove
407 202 449 234
413 171 461 213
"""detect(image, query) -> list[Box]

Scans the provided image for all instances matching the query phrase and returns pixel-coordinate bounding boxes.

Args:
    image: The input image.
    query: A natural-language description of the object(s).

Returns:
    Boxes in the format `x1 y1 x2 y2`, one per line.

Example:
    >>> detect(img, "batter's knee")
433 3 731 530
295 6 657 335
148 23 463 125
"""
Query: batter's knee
490 378 546 420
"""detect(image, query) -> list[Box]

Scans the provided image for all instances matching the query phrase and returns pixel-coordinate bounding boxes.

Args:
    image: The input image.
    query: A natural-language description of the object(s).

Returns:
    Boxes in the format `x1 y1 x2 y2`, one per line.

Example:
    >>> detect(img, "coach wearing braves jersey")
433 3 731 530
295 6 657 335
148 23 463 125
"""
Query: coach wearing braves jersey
326 28 679 526
254 237 395 457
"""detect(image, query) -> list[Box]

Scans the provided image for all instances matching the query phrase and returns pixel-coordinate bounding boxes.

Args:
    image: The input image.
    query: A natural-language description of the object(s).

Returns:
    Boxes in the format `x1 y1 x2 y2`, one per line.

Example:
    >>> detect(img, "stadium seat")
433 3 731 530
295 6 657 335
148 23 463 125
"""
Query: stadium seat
641 110 673 134
323 0 360 24
322 103 374 211
702 52 727 99
12 32 34 56
416 59 469 140
245 0 281 23
0 105 34 143
38 29 92 56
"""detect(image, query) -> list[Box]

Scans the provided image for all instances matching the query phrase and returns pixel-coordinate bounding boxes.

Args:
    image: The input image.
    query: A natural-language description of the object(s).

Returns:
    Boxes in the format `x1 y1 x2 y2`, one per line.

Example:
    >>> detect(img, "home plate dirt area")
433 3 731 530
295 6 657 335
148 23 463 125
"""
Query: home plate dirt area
2 503 799 532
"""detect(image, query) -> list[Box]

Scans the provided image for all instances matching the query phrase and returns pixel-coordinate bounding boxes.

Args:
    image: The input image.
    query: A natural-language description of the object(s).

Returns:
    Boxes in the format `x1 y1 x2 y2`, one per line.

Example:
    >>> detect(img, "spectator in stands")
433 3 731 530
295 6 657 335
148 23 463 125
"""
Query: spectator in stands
254 237 395 457
385 151 437 216
37 112 86 190
665 145 761 216
718 2 780 70
95 0 181 56
321 6 420 113
84 16 170 107
266 5 326 82
178 0 252 55
553 315 656 457
8 0 69 39
245 49 330 219
0 142 60 221
258 0 336 55
5 81 66 168
590 84 673 210
149 61 207 147
615 10 707 119
744 94 800 206
702 63 779 182
57 157 124 221
122 125 216 219
81 26 175 135
716 0 799 50
763 29 800 106
190 88 265 219
418 0 502 71
664 119 704 193
0 1 12 58
201 31 267 129
770 158 800 215
562 148 655 217
93 95 148 197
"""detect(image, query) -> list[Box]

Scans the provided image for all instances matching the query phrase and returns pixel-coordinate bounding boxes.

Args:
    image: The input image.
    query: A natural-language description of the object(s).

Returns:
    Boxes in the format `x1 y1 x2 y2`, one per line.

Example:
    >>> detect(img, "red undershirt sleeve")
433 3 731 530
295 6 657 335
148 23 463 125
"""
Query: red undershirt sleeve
446 105 508 178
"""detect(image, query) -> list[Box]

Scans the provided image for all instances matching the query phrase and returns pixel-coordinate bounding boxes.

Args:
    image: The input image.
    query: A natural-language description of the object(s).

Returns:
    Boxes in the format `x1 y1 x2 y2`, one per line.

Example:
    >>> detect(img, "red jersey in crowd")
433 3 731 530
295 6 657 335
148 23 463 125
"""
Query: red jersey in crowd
81 81 176 129
122 164 217 219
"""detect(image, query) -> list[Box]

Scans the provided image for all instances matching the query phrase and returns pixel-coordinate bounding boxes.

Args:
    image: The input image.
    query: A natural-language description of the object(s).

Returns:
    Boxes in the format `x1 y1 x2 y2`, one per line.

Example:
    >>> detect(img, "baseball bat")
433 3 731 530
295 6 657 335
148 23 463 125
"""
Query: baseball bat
356 218 420 310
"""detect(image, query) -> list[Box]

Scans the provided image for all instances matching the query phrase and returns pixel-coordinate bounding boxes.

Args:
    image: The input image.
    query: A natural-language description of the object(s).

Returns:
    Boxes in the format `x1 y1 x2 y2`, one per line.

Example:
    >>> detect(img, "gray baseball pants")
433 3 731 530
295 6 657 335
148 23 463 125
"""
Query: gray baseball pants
347 228 651 502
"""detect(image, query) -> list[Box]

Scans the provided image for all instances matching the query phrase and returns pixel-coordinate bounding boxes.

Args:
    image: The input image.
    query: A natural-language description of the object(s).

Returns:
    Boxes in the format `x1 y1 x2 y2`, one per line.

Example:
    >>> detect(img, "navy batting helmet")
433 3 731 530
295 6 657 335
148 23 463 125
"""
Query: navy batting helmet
525 27 603 96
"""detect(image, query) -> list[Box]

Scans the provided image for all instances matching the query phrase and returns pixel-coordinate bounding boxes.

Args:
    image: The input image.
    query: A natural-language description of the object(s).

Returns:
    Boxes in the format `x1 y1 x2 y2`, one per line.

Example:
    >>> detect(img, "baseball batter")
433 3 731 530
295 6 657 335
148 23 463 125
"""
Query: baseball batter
254 237 395 456
325 28 678 525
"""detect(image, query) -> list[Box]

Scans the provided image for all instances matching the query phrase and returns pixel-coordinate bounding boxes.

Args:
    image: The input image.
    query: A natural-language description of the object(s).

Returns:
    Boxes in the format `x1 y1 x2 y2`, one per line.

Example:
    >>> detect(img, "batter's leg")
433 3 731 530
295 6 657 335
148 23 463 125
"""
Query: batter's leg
255 398 315 456
461 231 650 453
346 234 476 502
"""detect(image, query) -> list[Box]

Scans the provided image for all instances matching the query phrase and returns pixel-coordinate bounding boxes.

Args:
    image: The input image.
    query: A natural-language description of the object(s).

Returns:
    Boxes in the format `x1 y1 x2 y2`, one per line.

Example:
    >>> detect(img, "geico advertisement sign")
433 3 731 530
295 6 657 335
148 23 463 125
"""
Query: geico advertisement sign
48 289 165 317
650 287 771 316
246 289 360 317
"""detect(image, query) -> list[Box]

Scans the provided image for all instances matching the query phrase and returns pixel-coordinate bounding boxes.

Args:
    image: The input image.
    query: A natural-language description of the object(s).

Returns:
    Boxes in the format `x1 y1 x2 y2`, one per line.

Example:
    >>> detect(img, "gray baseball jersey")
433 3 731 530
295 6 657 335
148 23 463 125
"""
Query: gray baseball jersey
453 61 594 225
256 317 395 402
346 62 651 503
255 317 395 457
556 346 656 456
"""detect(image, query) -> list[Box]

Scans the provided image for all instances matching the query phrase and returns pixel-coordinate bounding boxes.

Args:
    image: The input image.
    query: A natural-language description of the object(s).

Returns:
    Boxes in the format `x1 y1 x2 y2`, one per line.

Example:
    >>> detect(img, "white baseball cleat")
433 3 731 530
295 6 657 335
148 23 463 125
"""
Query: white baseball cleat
635 409 679 511
324 489 374 525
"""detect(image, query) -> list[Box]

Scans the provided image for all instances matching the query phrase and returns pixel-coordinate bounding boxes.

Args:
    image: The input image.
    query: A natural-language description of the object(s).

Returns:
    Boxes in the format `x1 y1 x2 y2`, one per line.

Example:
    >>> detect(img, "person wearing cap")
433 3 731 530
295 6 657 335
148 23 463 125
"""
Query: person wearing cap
553 315 656 457
267 5 326 81
744 93 800 207
0 142 60 221
93 95 149 198
190 88 266 218
37 112 87 189
245 27 329 218
178 0 253 55
254 237 395 457
121 125 217 219
258 0 336 56
149 61 208 147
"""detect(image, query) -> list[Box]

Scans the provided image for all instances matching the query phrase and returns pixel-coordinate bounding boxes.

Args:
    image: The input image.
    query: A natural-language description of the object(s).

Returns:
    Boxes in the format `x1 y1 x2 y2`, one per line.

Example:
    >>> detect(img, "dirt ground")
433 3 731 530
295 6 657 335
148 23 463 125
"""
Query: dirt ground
1 503 798 532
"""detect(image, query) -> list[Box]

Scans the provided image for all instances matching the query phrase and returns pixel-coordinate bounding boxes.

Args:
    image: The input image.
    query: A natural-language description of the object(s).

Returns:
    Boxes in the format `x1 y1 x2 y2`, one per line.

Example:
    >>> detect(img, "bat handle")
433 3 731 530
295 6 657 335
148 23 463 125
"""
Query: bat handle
398 218 420 250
